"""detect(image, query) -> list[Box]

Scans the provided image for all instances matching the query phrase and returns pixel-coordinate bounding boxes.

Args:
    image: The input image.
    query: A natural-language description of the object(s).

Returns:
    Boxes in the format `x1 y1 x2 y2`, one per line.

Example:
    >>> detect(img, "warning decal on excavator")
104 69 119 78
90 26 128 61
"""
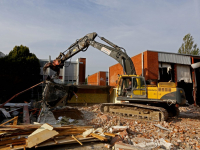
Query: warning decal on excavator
101 47 111 55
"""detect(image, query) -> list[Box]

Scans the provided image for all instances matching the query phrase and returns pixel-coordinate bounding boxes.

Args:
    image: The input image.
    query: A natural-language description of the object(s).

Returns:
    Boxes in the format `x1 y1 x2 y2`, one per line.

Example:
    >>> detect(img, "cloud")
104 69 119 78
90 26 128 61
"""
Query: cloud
0 0 200 75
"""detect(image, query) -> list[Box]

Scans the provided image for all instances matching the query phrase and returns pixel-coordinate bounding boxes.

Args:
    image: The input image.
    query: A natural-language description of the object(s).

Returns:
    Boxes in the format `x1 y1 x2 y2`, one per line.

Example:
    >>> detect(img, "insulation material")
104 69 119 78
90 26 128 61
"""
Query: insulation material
177 65 192 83
158 63 172 80
159 63 172 73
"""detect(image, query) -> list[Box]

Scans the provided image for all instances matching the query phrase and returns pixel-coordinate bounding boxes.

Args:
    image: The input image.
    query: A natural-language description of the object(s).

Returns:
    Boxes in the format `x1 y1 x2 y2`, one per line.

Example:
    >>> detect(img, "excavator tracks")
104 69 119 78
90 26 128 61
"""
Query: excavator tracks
100 103 168 122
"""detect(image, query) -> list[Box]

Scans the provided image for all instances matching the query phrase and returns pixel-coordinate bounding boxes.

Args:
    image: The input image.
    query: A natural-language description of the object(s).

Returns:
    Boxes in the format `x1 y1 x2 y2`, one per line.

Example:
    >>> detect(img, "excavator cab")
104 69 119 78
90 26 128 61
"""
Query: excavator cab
117 75 147 99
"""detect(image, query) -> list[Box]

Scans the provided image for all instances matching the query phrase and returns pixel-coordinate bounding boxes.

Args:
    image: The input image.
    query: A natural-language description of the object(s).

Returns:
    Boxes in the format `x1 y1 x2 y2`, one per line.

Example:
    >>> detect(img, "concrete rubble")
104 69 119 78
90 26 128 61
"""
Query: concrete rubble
1 103 200 149
78 104 200 150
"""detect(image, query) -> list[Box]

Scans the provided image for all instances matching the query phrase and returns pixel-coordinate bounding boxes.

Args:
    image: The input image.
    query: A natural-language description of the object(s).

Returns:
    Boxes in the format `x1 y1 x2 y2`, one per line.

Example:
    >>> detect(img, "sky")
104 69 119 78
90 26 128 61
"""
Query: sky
0 0 200 76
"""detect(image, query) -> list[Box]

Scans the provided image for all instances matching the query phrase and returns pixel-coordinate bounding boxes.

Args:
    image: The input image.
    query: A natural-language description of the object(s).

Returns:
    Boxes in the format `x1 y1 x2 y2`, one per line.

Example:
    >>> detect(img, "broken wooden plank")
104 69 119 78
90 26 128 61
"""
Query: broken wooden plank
1 131 32 139
104 132 117 137
23 105 30 124
0 116 18 126
72 135 83 145
0 131 7 135
0 138 26 146
0 124 92 130
55 126 92 130
0 135 28 141
28 123 53 137
26 123 59 148
52 137 58 144
90 133 108 141
37 136 99 147
0 144 26 150
0 124 42 130
13 117 18 125
57 129 86 136
82 128 94 137
0 128 18 131
26 129 58 148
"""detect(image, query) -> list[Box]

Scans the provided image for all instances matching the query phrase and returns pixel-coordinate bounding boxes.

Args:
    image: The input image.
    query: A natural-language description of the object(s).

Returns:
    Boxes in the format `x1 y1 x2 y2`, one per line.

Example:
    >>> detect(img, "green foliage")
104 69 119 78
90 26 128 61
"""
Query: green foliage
0 45 40 103
178 33 199 55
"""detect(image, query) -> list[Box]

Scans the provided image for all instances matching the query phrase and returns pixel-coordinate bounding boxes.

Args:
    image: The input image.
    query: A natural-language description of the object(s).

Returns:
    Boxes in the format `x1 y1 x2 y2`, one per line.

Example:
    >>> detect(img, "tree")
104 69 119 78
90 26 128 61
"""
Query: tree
178 33 199 55
0 45 40 103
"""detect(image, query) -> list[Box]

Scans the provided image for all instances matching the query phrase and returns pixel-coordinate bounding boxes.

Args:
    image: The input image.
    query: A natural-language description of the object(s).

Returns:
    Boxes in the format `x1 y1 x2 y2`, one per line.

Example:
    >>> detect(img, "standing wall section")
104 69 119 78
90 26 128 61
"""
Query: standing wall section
99 72 107 86
88 73 98 85
144 51 159 80
132 53 142 76
109 63 124 87
78 58 86 84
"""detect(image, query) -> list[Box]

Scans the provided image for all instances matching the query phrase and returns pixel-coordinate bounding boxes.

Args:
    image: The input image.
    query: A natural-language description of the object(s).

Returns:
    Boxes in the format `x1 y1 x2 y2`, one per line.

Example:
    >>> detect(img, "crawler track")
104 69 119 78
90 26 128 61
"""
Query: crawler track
100 103 168 121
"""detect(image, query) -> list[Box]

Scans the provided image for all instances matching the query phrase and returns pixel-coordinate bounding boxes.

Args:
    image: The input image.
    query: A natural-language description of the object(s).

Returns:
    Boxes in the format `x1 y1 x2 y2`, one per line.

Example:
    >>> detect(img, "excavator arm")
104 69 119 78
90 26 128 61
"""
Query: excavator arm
43 32 135 76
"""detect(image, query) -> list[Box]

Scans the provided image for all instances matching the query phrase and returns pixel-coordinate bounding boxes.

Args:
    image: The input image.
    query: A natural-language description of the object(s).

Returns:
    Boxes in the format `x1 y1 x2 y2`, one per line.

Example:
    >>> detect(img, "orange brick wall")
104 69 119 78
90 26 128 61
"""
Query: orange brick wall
109 51 159 86
79 58 86 84
132 53 142 76
88 71 107 86
88 73 98 85
99 72 107 86
109 63 124 86
144 51 158 80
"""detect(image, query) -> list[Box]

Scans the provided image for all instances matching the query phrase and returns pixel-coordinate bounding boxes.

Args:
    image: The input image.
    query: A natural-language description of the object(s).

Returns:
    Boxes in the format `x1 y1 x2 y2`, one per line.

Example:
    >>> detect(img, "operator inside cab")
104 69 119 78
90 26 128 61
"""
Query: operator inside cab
124 78 138 93
125 80 132 91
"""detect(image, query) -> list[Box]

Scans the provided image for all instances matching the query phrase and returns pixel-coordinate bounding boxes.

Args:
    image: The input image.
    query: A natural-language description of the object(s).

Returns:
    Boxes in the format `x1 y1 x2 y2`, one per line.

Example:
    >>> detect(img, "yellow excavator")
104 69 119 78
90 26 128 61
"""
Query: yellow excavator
44 32 186 121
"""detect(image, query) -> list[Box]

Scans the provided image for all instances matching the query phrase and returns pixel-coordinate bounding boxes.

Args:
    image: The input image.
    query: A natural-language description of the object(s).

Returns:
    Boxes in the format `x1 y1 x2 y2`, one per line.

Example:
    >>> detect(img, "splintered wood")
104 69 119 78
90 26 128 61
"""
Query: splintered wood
0 116 18 126
0 123 107 150
26 124 59 148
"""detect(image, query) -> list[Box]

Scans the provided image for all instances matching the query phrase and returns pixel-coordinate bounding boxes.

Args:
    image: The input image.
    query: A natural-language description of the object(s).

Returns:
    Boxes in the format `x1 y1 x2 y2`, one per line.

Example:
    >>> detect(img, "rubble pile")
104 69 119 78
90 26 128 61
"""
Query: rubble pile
78 104 200 149
179 104 200 113
1 103 200 149
179 104 200 118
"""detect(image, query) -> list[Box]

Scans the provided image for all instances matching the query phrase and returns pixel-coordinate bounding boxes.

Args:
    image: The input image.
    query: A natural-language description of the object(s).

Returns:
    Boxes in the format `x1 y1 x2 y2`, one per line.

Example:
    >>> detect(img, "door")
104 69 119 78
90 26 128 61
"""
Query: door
132 77 147 97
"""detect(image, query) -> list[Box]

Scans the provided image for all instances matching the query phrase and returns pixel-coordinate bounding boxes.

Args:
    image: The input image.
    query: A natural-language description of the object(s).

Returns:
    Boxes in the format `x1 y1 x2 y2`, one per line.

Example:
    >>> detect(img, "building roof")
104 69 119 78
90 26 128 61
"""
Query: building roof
145 50 200 65
146 50 200 58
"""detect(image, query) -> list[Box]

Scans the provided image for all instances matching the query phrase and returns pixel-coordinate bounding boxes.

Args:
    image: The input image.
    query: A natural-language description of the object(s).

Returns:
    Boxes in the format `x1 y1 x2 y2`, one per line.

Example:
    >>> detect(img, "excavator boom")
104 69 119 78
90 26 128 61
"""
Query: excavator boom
43 32 135 76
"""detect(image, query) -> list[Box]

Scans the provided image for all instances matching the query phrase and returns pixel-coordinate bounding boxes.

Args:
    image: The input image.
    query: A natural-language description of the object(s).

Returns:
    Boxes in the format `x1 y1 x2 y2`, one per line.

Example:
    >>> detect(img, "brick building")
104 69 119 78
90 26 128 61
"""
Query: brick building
109 50 200 104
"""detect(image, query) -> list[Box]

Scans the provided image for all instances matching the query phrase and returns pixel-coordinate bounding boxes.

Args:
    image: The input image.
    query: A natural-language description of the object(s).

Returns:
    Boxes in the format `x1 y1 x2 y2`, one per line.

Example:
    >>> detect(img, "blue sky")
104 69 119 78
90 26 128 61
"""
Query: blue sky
0 0 200 76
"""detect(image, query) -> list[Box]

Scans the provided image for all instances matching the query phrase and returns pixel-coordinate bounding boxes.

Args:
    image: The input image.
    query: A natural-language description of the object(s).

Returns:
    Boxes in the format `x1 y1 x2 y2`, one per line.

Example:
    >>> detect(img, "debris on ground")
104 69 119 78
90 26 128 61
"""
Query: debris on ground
77 104 200 150
1 101 200 149
0 122 109 149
